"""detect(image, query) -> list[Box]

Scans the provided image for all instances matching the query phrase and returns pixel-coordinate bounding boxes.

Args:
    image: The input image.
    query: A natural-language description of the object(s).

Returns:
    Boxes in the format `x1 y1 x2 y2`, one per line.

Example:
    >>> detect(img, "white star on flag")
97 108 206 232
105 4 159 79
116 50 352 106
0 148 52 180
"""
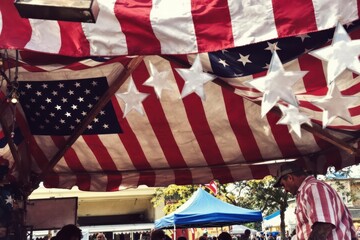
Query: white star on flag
246 51 308 117
265 42 281 52
309 22 360 85
277 104 312 138
296 34 310 42
311 83 358 128
175 54 216 101
116 78 149 118
218 58 229 67
5 195 13 207
143 61 172 99
237 54 252 66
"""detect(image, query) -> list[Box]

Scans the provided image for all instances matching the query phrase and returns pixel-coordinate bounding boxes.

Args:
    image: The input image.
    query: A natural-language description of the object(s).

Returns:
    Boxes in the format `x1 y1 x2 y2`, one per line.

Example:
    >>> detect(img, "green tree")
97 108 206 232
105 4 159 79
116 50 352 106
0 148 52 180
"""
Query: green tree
151 184 199 214
231 176 290 240
325 166 359 204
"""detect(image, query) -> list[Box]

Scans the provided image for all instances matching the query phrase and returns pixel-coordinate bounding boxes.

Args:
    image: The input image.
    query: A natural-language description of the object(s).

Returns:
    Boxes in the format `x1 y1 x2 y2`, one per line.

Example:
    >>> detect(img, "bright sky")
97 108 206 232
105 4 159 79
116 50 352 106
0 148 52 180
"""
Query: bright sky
348 164 360 178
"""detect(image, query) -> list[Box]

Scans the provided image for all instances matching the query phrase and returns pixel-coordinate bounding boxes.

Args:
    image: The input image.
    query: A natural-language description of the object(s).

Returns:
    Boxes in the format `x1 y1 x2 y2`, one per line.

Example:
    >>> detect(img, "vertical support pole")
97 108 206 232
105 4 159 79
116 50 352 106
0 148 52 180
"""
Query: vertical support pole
173 226 176 240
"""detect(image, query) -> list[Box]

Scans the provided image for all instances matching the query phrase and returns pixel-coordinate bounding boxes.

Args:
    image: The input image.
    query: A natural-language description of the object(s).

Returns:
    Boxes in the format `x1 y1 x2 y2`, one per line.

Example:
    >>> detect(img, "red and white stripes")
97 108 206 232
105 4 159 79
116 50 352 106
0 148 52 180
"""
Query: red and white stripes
1 0 359 57
3 55 356 191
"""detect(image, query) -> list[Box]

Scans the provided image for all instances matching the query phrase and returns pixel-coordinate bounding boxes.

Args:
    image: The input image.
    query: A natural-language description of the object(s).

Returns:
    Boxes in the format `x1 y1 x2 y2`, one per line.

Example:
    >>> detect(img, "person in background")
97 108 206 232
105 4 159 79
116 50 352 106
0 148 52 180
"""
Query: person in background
275 234 281 240
290 230 296 240
53 224 82 240
199 236 207 240
256 232 265 240
274 162 357 240
96 232 107 240
267 234 275 240
217 232 232 240
202 232 208 240
285 231 289 240
177 236 187 240
151 229 166 240
239 229 250 240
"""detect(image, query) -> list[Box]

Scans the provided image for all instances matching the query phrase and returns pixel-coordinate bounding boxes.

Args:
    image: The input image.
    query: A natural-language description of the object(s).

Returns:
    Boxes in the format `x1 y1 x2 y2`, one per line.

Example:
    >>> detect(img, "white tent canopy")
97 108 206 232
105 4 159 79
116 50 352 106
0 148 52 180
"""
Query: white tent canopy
230 225 258 235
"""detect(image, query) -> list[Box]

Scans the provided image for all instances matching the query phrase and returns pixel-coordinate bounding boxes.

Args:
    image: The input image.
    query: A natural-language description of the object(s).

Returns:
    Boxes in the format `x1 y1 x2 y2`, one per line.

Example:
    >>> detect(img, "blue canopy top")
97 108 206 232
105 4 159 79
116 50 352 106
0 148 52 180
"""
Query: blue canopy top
155 188 262 229
263 210 280 220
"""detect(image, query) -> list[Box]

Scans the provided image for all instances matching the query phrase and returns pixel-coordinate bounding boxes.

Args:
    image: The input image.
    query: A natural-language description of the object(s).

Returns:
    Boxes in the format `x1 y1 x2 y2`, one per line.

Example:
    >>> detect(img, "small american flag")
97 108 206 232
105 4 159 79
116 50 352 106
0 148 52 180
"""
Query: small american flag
205 180 218 195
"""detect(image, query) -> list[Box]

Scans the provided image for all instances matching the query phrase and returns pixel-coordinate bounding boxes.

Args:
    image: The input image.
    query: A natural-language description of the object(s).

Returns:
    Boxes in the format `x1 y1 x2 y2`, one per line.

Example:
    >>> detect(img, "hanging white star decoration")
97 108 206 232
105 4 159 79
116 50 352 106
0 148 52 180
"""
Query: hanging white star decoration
114 24 360 137
311 83 358 128
143 61 172 99
277 105 312 138
309 22 360 85
175 54 216 101
116 78 149 118
246 51 308 117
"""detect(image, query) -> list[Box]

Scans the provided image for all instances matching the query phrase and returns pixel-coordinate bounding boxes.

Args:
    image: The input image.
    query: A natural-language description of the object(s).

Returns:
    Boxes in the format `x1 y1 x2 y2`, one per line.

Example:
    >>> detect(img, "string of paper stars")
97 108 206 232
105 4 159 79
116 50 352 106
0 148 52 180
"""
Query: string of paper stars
115 23 359 138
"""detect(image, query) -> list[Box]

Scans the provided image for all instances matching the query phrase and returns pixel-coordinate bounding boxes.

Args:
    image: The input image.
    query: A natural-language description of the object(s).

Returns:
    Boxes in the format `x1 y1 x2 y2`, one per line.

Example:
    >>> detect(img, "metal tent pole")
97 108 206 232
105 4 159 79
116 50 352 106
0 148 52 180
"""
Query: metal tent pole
173 225 176 240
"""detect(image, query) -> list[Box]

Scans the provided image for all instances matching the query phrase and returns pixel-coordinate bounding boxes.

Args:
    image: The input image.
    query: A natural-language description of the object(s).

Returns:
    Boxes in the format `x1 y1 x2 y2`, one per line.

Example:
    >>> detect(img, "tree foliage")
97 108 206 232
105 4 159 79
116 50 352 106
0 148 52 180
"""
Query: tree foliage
234 176 288 215
231 176 290 239
151 184 199 214
325 166 360 204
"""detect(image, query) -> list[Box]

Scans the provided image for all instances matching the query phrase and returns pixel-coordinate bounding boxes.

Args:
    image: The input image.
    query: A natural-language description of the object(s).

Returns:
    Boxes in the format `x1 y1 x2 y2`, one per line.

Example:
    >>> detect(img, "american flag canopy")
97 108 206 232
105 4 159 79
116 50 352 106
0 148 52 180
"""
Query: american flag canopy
0 0 360 192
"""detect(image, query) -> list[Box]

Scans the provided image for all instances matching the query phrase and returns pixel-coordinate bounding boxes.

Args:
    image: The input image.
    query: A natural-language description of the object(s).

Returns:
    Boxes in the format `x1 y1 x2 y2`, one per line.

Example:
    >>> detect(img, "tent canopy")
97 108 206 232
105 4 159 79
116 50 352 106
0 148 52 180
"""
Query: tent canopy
154 188 262 229
263 210 280 221
230 225 258 235
0 0 360 193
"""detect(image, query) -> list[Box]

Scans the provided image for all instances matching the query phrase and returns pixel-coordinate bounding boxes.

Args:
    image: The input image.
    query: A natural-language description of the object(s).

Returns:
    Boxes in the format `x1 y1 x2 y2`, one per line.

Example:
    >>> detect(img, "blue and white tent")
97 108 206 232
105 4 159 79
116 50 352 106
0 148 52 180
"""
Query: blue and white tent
263 210 281 228
155 188 262 229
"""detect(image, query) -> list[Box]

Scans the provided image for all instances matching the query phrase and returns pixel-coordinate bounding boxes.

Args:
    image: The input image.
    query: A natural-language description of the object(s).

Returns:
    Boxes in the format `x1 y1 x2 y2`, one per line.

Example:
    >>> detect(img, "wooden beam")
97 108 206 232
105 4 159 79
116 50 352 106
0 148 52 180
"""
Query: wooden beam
0 99 8 116
162 55 360 156
266 104 359 156
303 123 359 155
0 104 26 183
34 56 144 187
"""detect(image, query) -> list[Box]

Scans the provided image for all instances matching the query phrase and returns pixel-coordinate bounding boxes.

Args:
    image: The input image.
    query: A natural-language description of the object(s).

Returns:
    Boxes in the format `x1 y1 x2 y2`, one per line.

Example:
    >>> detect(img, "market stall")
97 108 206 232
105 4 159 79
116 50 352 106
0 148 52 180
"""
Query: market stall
0 0 360 238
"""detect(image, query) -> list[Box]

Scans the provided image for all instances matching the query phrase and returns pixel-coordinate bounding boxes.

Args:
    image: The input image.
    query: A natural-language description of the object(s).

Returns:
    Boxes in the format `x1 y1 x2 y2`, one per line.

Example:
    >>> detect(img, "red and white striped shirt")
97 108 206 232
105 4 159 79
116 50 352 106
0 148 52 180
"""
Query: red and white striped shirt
295 176 357 240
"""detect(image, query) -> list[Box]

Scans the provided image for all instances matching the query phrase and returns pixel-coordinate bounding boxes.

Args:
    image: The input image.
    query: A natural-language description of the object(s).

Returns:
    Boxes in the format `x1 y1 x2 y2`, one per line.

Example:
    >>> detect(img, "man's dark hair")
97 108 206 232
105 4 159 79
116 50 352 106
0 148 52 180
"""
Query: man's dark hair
218 232 232 240
56 224 82 240
289 170 307 177
151 229 166 240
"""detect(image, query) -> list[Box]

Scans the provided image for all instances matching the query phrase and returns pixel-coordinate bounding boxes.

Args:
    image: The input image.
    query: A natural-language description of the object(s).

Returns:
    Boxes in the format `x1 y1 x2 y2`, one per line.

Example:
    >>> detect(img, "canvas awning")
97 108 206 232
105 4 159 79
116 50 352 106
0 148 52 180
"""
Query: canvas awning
81 223 154 234
0 0 360 193
230 225 258 235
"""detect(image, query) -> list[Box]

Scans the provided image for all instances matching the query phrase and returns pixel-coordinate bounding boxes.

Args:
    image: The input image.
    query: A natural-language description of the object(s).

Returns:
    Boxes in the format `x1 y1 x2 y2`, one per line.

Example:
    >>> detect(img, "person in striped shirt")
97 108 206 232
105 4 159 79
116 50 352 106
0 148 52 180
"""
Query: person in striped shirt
273 162 357 240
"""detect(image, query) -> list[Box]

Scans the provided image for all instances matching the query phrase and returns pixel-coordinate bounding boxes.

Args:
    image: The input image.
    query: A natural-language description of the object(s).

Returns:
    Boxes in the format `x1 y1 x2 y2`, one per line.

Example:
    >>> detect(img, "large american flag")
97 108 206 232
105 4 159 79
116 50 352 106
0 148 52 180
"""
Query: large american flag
0 0 360 191
0 0 359 57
